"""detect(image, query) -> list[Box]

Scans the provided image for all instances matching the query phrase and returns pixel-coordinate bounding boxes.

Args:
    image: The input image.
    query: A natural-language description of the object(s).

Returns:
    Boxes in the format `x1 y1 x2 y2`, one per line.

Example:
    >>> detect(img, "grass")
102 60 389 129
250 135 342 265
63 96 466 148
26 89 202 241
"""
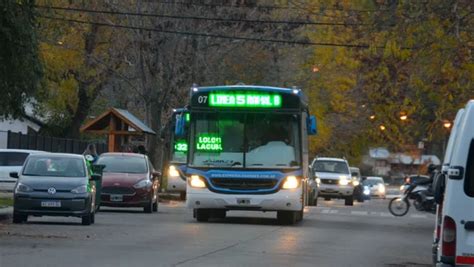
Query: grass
0 198 13 207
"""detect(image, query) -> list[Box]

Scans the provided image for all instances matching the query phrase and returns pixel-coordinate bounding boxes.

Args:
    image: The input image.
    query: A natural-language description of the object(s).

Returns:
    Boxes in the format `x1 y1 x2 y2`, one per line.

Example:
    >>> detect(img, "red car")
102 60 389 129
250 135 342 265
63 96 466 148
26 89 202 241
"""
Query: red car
97 153 160 213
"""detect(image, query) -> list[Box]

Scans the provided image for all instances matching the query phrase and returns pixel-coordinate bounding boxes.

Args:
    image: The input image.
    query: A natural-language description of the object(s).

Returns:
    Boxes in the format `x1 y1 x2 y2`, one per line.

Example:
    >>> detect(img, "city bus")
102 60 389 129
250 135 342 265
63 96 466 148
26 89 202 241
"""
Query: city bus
164 108 189 200
176 85 317 225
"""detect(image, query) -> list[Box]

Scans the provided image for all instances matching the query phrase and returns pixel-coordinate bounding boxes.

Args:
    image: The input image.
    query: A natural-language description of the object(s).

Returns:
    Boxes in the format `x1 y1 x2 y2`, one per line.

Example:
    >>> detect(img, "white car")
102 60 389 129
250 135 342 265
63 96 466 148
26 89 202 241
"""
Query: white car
363 176 386 199
312 157 354 206
435 100 474 266
0 149 44 192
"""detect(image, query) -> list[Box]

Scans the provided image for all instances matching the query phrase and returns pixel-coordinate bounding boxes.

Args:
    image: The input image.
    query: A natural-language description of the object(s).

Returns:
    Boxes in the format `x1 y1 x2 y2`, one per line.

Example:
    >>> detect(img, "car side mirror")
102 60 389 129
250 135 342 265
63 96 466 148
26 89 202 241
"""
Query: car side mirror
9 172 19 179
90 174 102 181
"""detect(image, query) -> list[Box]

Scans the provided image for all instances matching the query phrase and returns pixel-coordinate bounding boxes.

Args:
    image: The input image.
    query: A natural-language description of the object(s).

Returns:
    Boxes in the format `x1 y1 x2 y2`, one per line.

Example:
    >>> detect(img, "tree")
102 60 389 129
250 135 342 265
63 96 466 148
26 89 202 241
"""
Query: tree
0 0 42 118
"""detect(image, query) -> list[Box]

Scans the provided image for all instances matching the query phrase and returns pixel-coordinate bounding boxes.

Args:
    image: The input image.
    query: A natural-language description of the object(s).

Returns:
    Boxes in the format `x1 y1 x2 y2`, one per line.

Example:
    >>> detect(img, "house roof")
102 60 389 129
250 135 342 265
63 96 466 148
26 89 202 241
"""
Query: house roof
80 108 156 135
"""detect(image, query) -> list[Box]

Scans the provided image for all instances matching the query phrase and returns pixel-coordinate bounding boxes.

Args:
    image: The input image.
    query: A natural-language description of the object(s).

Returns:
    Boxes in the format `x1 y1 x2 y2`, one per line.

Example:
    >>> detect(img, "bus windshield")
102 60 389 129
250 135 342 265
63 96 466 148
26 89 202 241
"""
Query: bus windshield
191 113 301 168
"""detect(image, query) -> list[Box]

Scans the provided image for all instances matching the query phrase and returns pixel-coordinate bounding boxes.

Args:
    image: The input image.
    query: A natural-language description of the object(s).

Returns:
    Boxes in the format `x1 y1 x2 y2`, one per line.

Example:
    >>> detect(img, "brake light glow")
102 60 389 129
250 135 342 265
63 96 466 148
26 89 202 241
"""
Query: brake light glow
442 216 456 257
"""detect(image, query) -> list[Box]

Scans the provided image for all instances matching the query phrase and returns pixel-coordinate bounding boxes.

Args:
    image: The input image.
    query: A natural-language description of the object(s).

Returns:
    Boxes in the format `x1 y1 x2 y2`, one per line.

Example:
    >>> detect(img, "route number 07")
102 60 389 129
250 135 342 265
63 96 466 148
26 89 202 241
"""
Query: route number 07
198 96 208 104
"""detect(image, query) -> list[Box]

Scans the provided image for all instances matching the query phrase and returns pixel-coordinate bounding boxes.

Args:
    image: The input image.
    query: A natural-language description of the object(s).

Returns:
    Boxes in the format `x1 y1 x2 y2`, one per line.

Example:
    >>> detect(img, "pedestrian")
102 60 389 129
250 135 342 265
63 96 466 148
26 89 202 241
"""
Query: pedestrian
83 143 98 163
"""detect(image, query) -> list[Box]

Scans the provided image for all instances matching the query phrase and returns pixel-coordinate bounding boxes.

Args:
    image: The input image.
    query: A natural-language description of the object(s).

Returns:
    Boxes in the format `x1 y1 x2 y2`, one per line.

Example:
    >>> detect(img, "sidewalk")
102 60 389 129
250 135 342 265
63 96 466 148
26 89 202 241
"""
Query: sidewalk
0 206 12 221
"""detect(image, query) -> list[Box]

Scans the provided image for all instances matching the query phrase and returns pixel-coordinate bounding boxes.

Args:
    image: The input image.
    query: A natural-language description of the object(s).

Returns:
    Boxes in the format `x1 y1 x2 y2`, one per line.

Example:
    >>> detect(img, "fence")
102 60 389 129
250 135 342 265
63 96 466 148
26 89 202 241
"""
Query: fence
1 131 107 154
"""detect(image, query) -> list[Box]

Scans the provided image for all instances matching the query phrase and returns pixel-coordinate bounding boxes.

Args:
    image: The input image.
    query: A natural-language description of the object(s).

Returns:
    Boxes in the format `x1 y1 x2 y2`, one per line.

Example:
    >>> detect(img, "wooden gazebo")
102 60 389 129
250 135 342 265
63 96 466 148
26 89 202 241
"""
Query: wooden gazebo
80 108 156 152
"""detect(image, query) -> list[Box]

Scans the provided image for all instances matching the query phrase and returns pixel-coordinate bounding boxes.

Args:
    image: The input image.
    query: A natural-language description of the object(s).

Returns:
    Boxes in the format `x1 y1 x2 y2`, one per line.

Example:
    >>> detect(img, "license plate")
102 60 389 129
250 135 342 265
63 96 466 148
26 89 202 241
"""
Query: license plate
236 198 250 205
41 201 61 208
110 195 123 202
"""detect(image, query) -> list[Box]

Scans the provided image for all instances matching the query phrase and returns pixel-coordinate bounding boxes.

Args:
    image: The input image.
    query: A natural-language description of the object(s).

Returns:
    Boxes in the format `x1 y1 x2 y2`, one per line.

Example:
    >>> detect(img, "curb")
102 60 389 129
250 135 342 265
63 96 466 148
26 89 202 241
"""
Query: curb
0 207 13 222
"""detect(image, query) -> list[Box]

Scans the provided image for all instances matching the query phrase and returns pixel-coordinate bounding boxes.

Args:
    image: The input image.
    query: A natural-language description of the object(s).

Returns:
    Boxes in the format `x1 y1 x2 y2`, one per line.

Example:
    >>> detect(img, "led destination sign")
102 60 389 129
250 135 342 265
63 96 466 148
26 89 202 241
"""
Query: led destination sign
174 140 188 152
196 134 223 152
209 92 282 108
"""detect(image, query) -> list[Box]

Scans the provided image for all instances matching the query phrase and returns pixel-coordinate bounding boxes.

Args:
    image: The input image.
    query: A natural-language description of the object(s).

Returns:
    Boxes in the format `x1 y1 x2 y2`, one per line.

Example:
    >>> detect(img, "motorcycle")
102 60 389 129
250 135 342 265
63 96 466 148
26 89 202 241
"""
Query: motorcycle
388 182 436 216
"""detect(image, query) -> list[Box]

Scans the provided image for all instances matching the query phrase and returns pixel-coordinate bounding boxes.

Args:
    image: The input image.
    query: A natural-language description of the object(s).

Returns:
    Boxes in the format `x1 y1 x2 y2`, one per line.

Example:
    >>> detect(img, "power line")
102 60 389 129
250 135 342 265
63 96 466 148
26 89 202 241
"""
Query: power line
39 15 382 48
35 5 369 26
153 0 385 13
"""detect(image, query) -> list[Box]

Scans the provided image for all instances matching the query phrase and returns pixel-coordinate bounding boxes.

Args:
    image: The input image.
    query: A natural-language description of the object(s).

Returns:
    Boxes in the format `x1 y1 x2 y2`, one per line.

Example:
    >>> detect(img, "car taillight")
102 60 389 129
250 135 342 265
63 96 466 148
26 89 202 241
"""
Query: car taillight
442 216 456 257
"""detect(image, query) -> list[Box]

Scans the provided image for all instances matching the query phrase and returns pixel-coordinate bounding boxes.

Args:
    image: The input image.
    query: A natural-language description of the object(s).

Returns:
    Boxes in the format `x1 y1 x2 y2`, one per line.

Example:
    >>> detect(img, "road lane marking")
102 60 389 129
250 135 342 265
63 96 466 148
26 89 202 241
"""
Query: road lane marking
350 211 368 216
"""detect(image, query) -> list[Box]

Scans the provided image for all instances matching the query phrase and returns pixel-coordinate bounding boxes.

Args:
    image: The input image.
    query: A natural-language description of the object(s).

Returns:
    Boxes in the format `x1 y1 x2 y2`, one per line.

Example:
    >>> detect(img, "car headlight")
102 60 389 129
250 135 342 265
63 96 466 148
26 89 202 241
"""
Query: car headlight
378 184 386 193
133 179 152 189
189 175 206 188
282 176 300 189
352 180 360 186
15 183 33 193
168 165 180 177
71 185 88 194
400 185 405 191
363 186 370 195
339 178 349 186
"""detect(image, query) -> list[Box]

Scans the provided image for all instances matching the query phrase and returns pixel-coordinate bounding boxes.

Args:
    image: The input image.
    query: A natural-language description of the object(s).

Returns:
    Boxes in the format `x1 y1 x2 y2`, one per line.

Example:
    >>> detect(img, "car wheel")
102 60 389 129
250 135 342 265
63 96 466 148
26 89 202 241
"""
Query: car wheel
81 213 92 225
90 212 95 224
12 213 27 224
144 199 153 213
180 192 186 201
195 209 210 222
153 199 158 212
277 211 297 225
345 196 354 206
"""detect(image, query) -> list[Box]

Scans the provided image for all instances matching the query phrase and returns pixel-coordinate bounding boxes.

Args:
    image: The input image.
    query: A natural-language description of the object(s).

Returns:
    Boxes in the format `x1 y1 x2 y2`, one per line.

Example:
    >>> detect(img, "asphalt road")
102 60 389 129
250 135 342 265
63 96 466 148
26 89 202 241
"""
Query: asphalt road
0 197 435 267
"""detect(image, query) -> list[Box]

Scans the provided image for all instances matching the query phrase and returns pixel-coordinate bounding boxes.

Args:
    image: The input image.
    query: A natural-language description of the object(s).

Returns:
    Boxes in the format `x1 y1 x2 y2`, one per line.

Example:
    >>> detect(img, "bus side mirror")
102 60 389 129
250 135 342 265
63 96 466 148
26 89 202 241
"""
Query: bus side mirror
175 114 186 138
307 115 317 135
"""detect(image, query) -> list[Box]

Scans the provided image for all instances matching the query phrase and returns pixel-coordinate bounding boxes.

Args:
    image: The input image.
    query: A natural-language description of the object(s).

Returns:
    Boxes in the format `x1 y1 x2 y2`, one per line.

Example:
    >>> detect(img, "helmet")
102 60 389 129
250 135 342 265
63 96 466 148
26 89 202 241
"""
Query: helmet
427 164 438 174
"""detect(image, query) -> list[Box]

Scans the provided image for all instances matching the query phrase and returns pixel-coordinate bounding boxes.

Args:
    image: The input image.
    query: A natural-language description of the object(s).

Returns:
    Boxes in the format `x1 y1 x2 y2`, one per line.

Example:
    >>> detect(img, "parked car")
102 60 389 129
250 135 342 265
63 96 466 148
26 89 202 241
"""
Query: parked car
97 153 160 213
312 157 354 206
435 100 474 266
11 153 99 225
0 149 44 192
363 176 386 199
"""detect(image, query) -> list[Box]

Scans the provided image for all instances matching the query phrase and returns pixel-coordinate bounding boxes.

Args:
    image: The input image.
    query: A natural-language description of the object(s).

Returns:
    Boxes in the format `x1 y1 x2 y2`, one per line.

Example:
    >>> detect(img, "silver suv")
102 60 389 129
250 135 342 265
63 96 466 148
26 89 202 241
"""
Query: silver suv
311 157 354 206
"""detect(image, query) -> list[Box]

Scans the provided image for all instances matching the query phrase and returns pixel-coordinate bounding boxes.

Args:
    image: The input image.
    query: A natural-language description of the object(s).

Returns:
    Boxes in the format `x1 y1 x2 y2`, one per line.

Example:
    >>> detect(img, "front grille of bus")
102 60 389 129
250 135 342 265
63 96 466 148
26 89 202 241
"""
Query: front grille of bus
210 178 278 191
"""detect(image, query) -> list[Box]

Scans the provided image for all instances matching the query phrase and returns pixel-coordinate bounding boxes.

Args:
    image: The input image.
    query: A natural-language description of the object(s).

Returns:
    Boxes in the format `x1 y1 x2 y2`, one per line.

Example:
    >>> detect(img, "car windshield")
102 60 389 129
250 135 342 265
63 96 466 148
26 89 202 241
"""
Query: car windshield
23 156 86 177
0 152 29 167
313 160 349 174
97 156 147 174
363 179 384 186
190 112 301 168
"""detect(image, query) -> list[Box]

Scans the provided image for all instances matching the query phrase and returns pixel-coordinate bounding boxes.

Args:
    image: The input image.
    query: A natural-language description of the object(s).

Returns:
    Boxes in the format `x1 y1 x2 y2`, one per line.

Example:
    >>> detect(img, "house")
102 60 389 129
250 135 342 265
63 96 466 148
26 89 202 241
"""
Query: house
0 102 44 149
362 147 441 180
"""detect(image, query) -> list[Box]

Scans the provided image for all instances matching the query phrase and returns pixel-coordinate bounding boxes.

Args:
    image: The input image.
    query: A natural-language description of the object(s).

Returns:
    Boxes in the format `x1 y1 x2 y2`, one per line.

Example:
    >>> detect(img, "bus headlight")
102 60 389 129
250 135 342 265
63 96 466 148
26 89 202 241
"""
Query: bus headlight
316 178 321 185
339 178 349 186
352 180 360 186
282 176 299 189
189 175 206 188
168 165 180 177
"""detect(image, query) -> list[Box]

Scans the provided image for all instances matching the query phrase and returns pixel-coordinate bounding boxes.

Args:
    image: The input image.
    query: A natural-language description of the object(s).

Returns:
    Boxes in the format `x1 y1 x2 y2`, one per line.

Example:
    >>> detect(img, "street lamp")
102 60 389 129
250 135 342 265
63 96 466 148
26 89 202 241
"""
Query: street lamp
443 120 452 129
312 66 320 73
379 125 386 131
399 113 408 121
369 115 376 120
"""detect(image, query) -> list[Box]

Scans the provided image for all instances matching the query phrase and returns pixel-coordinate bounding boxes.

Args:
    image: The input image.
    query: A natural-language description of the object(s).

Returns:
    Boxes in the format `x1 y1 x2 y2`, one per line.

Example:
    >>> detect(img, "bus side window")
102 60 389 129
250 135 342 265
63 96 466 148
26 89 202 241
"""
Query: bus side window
465 139 474 197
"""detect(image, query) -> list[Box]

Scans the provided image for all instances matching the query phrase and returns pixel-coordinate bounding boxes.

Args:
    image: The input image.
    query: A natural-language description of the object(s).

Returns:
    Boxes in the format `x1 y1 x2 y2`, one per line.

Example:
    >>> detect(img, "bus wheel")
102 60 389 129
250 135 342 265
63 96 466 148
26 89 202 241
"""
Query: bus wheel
277 211 297 225
195 209 210 222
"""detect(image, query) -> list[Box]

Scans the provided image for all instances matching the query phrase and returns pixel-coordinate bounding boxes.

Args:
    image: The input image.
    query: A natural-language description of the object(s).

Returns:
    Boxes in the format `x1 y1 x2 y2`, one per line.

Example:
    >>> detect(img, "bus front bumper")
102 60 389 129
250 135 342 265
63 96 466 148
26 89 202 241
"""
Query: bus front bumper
186 187 303 211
